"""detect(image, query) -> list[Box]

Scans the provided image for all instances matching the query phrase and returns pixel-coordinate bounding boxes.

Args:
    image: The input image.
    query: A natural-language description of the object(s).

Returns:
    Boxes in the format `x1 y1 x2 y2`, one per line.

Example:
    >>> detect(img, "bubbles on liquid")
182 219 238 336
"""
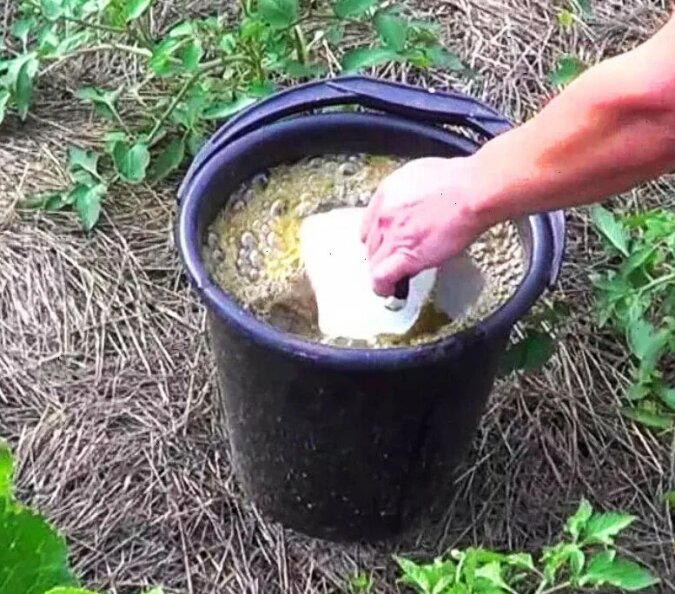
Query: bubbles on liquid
202 154 526 348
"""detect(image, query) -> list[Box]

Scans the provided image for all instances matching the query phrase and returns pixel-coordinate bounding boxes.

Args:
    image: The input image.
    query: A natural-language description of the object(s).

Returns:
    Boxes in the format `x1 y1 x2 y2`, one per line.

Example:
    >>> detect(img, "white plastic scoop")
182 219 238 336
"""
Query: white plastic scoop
299 207 485 342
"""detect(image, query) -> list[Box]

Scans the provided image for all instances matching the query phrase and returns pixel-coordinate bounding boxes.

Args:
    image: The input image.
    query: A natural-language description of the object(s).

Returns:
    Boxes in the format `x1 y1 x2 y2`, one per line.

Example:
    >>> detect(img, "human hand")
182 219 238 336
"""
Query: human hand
360 156 493 296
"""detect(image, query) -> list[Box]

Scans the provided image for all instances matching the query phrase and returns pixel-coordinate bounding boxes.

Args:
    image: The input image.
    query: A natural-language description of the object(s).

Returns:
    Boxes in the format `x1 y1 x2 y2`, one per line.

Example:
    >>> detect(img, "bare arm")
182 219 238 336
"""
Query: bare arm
362 12 675 296
470 12 675 227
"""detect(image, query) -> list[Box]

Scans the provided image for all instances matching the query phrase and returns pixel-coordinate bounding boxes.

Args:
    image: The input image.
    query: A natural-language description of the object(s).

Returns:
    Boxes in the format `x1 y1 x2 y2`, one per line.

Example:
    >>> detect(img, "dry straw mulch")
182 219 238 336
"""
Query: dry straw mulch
1 1 673 593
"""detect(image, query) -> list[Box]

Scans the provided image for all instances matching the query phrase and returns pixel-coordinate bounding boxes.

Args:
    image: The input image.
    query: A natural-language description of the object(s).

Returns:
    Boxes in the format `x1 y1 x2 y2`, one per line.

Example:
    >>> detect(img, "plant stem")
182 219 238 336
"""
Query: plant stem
145 62 219 144
539 582 572 594
639 273 675 294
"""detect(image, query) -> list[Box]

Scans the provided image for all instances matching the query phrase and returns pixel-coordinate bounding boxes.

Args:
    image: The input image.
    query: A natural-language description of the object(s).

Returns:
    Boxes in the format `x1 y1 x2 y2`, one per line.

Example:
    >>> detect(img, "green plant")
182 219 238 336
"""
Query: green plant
552 1 591 87
0 443 161 594
4 0 467 230
395 499 658 594
498 300 568 376
591 206 675 429
345 570 374 593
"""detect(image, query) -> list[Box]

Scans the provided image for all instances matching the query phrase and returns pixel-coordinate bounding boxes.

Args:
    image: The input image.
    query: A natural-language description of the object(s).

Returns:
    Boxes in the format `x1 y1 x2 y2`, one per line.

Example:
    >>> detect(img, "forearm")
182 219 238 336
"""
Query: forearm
469 12 675 226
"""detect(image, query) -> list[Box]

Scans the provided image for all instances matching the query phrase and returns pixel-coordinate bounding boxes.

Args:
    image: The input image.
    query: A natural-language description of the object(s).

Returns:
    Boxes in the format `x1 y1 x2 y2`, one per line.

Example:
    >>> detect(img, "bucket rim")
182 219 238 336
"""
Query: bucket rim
177 112 556 370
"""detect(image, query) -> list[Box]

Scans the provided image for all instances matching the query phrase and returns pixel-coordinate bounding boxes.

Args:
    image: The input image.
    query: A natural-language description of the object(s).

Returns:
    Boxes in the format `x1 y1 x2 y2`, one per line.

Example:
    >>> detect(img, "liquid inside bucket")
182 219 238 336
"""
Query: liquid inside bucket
202 153 526 347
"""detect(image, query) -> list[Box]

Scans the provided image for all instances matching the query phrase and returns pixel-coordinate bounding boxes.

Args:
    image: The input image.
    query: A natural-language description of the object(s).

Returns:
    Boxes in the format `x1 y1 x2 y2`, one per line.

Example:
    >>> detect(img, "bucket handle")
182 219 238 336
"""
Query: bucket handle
179 75 565 287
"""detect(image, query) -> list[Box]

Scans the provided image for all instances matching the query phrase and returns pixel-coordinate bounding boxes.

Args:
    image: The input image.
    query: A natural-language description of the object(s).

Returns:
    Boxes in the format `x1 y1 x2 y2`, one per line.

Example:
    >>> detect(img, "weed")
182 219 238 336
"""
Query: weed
591 206 675 429
3 0 467 230
394 499 658 593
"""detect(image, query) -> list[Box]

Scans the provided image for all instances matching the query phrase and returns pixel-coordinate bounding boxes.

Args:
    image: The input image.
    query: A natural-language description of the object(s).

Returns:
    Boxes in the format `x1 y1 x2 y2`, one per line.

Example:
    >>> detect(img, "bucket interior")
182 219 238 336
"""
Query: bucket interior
181 111 550 356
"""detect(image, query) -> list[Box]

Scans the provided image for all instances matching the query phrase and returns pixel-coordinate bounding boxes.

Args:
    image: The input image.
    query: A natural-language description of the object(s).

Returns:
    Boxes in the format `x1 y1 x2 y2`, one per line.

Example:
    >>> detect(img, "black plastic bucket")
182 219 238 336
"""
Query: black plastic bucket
177 76 566 542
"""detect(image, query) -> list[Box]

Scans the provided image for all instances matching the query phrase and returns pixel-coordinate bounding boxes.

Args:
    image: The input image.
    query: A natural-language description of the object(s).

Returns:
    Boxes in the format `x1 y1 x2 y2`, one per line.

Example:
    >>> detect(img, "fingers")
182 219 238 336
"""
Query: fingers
370 250 418 297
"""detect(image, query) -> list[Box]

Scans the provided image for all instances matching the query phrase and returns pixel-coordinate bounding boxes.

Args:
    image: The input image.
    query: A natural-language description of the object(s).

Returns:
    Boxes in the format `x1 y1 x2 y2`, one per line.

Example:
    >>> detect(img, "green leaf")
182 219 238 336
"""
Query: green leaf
14 56 39 120
428 46 465 71
474 561 509 592
40 0 65 20
332 0 376 19
541 542 584 583
342 47 400 73
202 95 257 120
259 0 298 29
0 498 77 594
557 9 575 28
0 88 10 124
11 18 35 47
627 318 668 367
591 205 629 256
67 147 100 180
662 490 675 506
582 511 634 545
75 86 122 121
622 406 674 430
626 382 651 402
72 183 106 231
0 443 11 499
549 56 587 88
149 137 185 181
581 552 659 591
112 141 150 183
565 499 593 541
499 331 555 375
504 553 535 572
125 0 152 22
375 11 409 51
660 388 675 411
55 31 90 55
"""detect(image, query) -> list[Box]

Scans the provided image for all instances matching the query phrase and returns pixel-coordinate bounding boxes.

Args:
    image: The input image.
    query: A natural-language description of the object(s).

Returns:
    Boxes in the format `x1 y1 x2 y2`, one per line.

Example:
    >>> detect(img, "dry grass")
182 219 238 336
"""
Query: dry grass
1 1 674 593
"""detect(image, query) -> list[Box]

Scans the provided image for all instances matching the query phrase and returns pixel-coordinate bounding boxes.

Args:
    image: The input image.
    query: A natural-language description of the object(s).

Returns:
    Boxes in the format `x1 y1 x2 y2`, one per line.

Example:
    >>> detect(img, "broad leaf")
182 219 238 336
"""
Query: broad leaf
581 552 658 591
549 56 587 88
40 0 65 21
332 0 376 19
622 406 674 430
565 498 593 541
202 95 257 120
591 205 629 256
375 11 409 51
55 31 90 55
11 18 35 47
0 499 77 594
504 553 535 572
0 88 10 124
662 490 675 506
342 47 400 73
627 318 669 369
474 561 509 592
72 183 106 231
499 331 555 375
112 141 150 183
259 0 298 29
67 147 100 180
75 86 122 121
125 0 152 22
661 388 675 411
582 511 634 545
150 137 185 181
14 56 39 120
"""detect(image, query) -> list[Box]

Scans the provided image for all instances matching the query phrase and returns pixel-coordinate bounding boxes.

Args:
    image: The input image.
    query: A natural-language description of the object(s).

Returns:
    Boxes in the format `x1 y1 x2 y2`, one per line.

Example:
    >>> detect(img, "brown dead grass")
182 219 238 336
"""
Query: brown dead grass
1 1 674 593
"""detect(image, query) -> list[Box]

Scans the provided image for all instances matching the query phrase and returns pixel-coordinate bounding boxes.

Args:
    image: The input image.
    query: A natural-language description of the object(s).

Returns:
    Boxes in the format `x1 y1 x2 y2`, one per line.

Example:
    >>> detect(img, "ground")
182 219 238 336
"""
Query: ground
0 1 674 593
